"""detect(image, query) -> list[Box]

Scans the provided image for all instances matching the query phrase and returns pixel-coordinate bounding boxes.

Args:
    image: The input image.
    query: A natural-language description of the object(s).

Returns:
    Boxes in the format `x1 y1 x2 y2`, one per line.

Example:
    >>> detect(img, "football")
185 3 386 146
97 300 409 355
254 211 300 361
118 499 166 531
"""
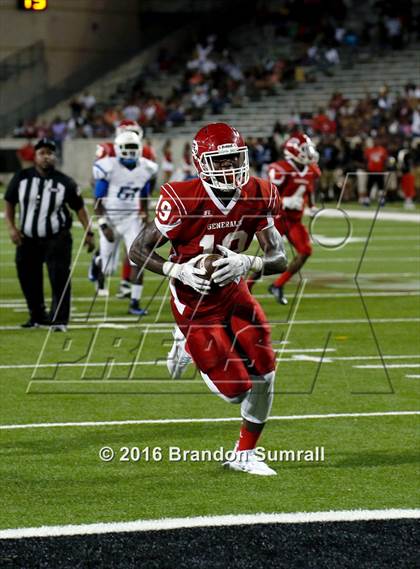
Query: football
195 253 223 284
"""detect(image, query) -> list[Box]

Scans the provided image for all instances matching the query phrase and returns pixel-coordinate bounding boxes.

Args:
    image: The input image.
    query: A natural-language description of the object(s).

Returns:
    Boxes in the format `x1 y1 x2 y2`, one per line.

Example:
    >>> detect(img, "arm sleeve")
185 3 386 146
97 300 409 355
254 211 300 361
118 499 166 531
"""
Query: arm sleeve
95 179 109 198
140 181 151 198
93 159 110 181
154 184 184 239
255 183 281 233
65 178 85 211
4 172 21 204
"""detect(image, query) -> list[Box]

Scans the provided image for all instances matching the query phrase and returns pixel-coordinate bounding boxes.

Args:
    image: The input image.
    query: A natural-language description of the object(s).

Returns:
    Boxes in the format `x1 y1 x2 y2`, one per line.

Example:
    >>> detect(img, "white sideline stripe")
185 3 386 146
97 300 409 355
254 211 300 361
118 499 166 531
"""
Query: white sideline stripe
1 256 419 267
1 272 419 283
0 410 418 431
354 364 420 369
1 291 419 306
0 509 419 539
1 316 418 331
314 208 420 223
406 375 420 378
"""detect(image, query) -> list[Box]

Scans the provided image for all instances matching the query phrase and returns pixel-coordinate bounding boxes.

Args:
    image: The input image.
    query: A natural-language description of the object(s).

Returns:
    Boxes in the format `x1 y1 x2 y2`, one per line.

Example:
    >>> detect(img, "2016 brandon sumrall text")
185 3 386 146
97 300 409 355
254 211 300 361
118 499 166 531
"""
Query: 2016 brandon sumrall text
99 446 326 463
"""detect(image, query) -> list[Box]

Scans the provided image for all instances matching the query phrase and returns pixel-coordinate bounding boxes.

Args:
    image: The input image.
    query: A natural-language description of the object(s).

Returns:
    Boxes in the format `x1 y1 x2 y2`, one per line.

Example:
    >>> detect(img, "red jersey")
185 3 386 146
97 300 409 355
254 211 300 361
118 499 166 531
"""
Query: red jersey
364 146 388 172
95 141 156 162
312 113 336 134
155 177 280 316
267 159 321 221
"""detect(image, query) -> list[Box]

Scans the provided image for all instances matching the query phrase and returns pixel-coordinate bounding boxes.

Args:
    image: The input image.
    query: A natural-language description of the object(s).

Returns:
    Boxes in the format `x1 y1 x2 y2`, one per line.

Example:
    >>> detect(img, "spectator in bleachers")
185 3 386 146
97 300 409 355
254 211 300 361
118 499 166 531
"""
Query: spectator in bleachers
312 108 337 135
362 136 389 205
318 135 342 200
189 86 209 121
16 140 35 169
80 91 96 112
166 97 186 127
122 100 141 122
69 97 83 119
50 116 67 159
385 15 403 49
398 142 417 208
161 139 174 184
411 104 420 136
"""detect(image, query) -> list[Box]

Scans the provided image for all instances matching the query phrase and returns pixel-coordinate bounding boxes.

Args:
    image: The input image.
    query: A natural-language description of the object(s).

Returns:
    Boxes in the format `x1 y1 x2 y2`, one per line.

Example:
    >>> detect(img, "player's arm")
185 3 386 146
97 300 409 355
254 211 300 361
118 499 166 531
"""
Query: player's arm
139 181 151 222
93 177 114 242
255 224 288 275
129 220 169 276
129 220 210 294
4 201 23 246
4 173 23 246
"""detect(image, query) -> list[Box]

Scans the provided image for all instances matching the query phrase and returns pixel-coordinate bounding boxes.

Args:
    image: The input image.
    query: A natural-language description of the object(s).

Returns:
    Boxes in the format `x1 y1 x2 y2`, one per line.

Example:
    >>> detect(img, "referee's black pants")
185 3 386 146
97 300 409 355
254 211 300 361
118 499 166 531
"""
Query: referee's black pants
16 230 72 325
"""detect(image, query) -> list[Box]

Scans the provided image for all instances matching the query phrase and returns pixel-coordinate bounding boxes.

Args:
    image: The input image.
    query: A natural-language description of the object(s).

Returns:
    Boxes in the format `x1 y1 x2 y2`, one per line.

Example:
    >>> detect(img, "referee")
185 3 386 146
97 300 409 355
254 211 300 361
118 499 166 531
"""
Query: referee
4 138 95 331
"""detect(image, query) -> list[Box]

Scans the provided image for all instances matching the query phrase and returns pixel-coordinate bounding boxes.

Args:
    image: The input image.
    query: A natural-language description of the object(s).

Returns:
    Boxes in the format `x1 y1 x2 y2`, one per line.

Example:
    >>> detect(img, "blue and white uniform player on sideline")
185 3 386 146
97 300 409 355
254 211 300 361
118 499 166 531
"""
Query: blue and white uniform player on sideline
93 131 158 315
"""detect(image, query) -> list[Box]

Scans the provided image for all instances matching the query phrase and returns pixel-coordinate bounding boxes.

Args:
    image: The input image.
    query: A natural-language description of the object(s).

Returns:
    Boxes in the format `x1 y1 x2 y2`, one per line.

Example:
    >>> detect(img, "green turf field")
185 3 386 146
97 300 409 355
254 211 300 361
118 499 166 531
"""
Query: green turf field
0 202 419 530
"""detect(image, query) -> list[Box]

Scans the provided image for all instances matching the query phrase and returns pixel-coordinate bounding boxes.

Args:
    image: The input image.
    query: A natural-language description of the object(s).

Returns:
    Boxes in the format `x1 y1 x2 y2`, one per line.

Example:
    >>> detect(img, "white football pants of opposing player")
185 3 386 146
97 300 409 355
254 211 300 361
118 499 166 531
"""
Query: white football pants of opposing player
99 214 142 276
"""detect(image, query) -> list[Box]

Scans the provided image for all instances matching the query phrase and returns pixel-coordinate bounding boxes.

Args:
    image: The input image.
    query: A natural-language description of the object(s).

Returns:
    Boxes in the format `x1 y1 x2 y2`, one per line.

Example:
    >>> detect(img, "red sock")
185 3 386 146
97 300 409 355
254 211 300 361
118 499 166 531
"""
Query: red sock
121 257 131 281
236 424 262 451
274 270 292 288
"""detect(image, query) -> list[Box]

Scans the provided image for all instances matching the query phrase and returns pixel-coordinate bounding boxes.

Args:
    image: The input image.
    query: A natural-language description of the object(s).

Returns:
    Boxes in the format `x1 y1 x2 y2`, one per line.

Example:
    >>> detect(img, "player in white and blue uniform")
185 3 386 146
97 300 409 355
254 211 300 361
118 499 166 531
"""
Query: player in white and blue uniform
92 131 158 315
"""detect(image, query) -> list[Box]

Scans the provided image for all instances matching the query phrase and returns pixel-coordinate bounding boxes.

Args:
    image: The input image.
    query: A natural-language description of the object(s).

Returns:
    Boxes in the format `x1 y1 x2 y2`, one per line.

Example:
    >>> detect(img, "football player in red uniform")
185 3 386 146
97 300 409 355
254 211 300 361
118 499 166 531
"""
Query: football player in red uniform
130 123 288 476
247 133 320 305
90 120 157 297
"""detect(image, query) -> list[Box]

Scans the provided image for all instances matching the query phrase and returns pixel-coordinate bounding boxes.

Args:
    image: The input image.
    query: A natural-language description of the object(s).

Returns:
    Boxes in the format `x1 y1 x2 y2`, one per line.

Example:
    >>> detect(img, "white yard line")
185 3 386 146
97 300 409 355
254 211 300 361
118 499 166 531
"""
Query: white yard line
1 291 419 307
0 410 418 431
1 257 418 267
1 272 419 283
354 364 420 369
0 508 419 540
312 209 420 223
0 317 420 333
1 316 419 331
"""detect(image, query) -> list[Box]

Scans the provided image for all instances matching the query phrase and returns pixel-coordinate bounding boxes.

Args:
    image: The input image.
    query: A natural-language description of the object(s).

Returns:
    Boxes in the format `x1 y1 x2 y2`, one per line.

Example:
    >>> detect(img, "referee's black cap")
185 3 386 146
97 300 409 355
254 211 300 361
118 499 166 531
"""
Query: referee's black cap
34 138 56 152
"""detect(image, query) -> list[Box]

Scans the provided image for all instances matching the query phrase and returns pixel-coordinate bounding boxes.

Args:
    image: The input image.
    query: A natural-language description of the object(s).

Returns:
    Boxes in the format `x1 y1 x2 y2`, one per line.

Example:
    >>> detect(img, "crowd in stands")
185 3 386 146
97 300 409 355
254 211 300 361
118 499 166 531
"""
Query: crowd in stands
10 0 420 204
12 0 419 141
13 80 420 205
243 81 420 205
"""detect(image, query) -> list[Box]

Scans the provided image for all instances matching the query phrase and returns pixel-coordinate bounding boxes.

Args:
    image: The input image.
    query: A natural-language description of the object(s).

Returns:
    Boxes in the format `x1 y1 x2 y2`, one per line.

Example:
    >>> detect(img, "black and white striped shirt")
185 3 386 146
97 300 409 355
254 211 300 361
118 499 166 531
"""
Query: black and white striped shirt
4 167 84 238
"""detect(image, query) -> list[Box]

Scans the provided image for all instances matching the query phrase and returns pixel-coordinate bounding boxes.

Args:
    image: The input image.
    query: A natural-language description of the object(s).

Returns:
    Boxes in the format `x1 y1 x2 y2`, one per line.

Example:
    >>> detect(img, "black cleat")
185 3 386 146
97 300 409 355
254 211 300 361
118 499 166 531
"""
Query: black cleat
21 313 50 328
268 284 288 305
21 319 41 329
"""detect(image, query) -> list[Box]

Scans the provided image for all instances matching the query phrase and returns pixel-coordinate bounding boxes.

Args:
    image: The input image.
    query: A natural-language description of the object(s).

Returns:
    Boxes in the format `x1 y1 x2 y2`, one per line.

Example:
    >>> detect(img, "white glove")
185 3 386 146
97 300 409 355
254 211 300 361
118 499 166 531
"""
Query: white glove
163 255 211 295
212 245 262 287
282 195 304 210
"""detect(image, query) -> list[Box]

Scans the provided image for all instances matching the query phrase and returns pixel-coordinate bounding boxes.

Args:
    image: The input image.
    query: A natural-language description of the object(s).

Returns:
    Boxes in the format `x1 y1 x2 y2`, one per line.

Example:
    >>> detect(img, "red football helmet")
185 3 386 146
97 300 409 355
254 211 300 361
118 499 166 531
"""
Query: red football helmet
284 133 318 165
192 122 249 191
116 119 144 140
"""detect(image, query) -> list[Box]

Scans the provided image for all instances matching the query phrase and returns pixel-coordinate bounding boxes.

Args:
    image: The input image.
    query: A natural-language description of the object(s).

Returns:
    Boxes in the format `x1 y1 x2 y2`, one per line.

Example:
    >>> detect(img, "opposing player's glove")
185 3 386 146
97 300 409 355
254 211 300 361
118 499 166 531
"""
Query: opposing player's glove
282 195 304 210
163 255 211 295
212 245 263 287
